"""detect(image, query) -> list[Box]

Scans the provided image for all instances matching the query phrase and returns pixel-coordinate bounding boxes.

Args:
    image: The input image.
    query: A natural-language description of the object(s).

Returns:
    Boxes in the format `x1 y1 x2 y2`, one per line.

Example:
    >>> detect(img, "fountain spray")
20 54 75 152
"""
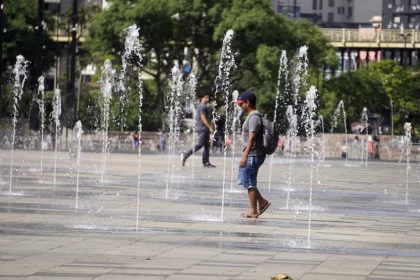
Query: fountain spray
52 88 62 186
283 47 308 207
100 59 115 184
291 46 309 106
73 121 82 209
230 90 242 191
120 24 144 231
361 108 369 167
37 76 45 173
331 100 348 165
286 105 297 210
186 73 198 180
404 122 411 206
214 29 236 221
166 66 183 200
268 50 288 192
8 56 28 194
303 86 318 248
118 24 141 130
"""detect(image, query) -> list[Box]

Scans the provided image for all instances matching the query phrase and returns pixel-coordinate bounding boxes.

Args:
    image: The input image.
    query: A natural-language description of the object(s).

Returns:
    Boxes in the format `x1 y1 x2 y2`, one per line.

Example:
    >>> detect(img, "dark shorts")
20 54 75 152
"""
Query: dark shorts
238 155 266 189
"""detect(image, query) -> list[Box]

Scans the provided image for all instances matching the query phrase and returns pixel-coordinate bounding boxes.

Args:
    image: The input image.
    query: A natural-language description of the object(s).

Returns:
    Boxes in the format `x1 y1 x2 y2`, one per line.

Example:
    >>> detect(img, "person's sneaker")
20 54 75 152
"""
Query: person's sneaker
203 163 216 168
181 152 186 167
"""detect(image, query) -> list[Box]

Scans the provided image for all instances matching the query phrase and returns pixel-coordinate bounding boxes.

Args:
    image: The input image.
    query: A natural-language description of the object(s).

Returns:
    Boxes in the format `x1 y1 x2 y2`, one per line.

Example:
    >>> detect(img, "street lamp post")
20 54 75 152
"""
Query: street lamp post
399 29 411 122
0 0 4 117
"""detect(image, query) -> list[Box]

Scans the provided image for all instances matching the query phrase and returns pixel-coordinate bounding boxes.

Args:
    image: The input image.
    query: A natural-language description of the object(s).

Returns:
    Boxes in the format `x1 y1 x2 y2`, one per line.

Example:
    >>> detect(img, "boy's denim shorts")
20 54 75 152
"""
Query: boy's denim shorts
238 155 266 189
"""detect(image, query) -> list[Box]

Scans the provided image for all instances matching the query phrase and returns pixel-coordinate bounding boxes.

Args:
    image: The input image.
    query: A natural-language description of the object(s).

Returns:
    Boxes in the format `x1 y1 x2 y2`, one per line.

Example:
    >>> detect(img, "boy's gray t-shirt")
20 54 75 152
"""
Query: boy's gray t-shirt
241 110 265 156
195 103 210 132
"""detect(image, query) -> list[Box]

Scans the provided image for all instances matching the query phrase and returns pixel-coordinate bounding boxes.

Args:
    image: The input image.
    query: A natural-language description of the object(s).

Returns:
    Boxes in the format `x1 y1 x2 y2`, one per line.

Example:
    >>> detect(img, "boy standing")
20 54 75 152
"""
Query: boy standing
235 91 270 218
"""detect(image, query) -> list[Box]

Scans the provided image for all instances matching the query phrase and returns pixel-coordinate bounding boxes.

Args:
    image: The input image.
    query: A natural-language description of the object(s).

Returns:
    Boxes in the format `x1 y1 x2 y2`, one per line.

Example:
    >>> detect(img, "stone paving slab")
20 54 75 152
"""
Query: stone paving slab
0 151 420 279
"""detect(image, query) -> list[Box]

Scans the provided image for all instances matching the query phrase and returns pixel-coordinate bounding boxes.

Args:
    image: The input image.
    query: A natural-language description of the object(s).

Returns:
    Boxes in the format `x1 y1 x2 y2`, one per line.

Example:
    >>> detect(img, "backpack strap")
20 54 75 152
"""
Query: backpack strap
254 113 264 139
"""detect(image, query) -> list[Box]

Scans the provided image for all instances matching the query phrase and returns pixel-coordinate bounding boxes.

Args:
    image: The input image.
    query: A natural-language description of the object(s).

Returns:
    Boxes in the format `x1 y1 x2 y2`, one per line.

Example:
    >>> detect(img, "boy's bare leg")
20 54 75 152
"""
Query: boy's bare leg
255 188 268 209
242 188 259 217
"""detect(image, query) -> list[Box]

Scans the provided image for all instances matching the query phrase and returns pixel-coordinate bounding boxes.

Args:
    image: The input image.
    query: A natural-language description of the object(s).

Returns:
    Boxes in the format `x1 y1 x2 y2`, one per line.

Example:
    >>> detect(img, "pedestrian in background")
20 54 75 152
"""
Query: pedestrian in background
160 131 166 151
181 93 216 168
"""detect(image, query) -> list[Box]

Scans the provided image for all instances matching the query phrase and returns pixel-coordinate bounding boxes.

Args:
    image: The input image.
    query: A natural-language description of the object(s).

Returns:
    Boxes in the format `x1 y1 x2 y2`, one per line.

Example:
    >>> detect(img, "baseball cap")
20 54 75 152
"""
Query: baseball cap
234 91 256 105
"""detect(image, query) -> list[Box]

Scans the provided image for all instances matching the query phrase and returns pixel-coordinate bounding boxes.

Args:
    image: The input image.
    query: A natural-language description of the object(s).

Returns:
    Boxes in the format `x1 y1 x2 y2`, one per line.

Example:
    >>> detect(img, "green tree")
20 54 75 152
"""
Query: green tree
168 0 230 93
319 60 420 136
214 1 337 126
85 0 338 132
320 69 388 132
1 0 56 119
2 0 56 80
85 0 185 130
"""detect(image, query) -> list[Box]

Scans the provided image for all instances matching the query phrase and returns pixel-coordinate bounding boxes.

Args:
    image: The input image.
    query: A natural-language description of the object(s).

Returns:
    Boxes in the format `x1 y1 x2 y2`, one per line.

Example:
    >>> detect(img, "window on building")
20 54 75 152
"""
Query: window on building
410 0 417 6
320 0 323 9
328 12 334 22
313 0 317 9
393 16 401 23
348 7 352 17
393 0 401 6
409 15 416 23
329 0 334 7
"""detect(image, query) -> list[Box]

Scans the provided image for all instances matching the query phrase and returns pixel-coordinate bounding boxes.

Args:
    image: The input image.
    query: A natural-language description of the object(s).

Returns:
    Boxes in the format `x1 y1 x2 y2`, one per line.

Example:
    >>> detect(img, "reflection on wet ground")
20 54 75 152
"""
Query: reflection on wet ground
0 151 420 256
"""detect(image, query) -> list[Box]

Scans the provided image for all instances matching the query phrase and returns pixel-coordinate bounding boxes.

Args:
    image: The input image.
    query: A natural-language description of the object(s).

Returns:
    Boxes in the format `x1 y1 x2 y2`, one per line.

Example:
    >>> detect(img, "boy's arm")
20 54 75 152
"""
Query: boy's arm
200 114 214 134
240 131 256 167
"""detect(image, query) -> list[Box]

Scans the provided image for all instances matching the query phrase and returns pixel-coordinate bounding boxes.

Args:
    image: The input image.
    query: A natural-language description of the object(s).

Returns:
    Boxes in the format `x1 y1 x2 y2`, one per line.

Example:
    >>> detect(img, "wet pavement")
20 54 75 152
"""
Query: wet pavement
0 150 420 279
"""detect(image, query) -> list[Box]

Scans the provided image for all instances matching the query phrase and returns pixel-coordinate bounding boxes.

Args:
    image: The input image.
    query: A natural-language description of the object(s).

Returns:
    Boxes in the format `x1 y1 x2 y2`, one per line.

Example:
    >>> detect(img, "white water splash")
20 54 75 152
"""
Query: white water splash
361 107 369 167
120 24 144 232
166 66 183 200
118 24 143 130
37 76 45 173
230 90 242 191
100 59 115 185
187 73 198 180
404 122 411 206
52 88 61 186
303 86 318 248
214 29 236 222
8 56 29 194
331 100 348 165
73 121 83 209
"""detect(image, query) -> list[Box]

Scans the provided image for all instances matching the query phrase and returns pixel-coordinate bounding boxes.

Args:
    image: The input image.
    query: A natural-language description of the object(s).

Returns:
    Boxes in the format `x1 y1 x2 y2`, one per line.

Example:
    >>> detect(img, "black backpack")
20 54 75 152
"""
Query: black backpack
260 115 278 155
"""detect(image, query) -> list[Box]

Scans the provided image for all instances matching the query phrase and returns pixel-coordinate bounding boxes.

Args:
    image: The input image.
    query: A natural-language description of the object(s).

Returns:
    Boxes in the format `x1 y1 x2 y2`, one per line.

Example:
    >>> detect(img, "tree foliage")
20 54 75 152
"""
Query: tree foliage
321 60 420 136
2 0 56 86
84 0 337 131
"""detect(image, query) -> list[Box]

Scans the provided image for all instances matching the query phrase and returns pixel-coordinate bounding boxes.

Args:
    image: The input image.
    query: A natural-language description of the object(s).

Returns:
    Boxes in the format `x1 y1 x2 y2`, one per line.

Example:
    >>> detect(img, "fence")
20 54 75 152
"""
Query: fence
321 28 420 45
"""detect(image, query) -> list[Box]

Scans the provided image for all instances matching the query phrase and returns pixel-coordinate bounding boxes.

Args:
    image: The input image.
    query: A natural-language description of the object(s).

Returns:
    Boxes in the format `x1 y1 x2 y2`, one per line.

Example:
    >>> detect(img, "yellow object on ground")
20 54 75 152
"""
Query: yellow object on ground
271 273 294 280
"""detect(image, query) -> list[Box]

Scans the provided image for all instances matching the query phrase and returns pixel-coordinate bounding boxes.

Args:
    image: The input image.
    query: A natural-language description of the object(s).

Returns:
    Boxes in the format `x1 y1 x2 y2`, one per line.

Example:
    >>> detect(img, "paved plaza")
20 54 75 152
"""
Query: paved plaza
0 150 420 279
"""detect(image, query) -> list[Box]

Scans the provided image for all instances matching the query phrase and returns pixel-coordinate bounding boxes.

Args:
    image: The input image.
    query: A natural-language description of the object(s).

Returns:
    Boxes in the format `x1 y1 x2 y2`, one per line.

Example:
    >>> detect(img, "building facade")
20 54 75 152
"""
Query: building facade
272 0 302 19
272 0 382 27
382 0 420 29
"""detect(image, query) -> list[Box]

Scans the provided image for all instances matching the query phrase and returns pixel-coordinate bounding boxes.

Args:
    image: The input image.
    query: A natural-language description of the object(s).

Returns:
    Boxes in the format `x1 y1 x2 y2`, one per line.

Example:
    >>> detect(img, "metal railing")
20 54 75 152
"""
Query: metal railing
322 28 420 45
